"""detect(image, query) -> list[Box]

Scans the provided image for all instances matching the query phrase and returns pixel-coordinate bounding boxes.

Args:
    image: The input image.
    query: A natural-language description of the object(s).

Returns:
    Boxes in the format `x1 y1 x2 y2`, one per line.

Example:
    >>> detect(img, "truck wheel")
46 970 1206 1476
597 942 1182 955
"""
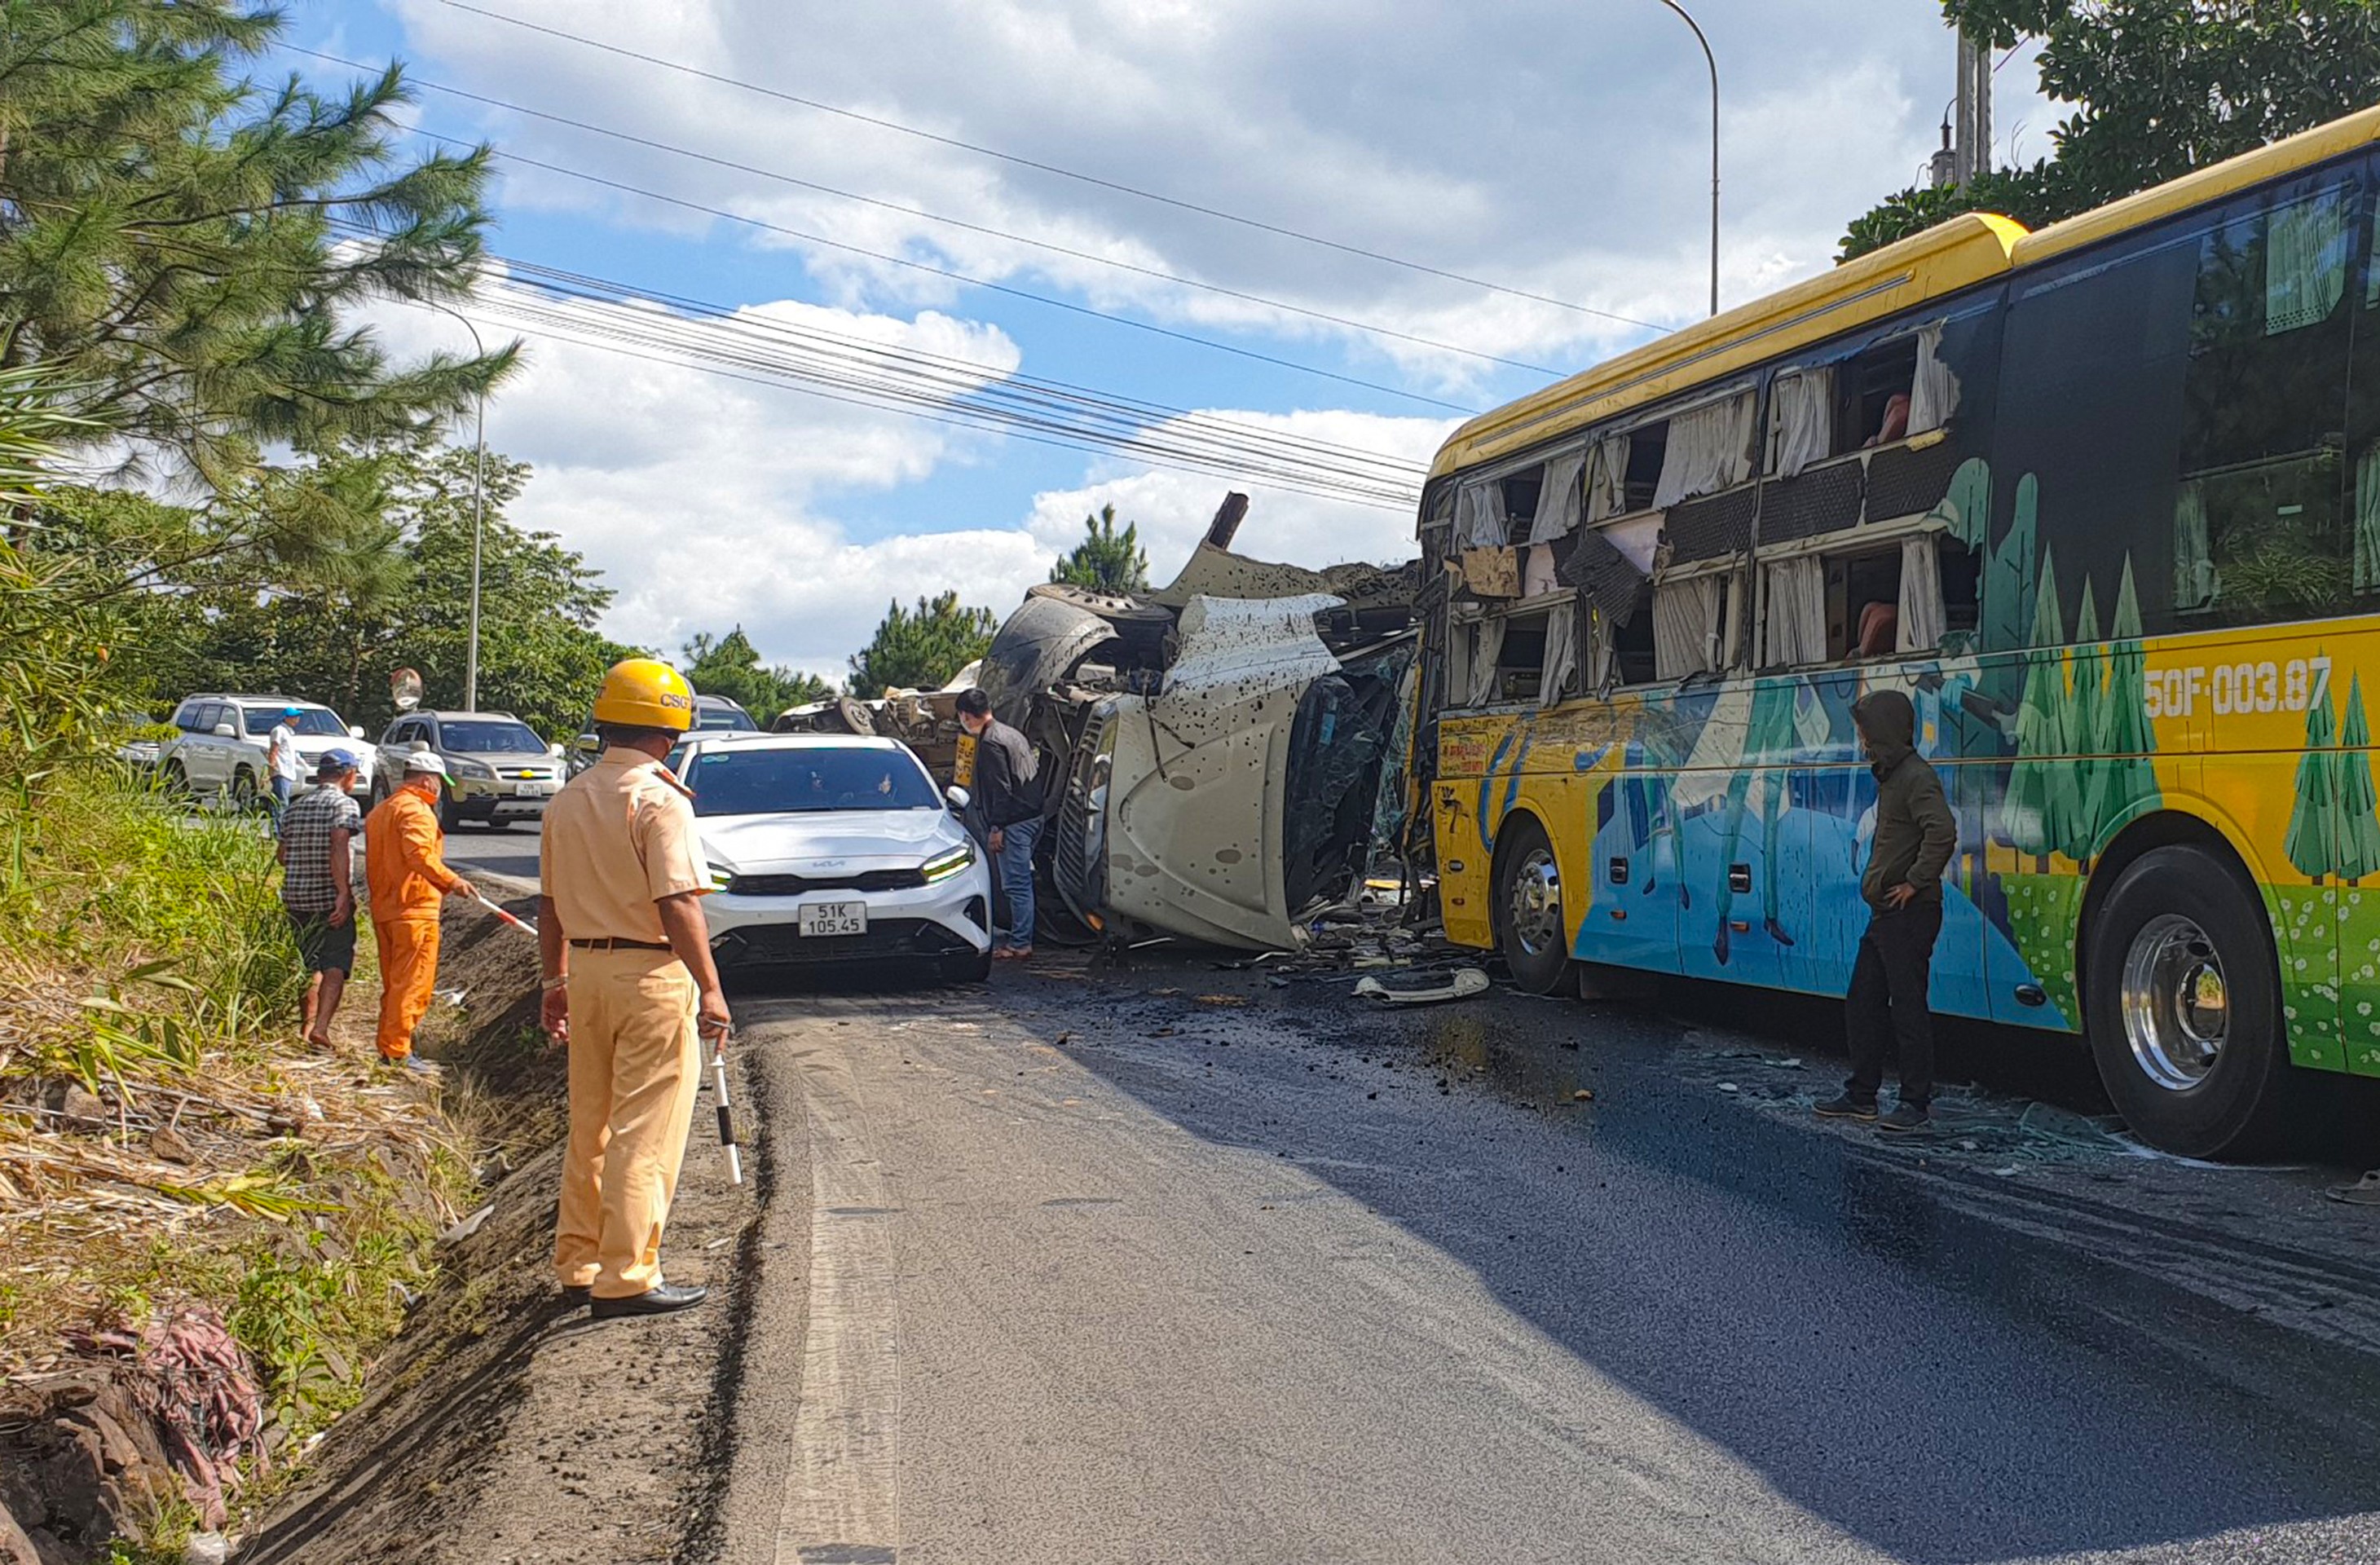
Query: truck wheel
2084 845 2298 1159
1494 814 1574 995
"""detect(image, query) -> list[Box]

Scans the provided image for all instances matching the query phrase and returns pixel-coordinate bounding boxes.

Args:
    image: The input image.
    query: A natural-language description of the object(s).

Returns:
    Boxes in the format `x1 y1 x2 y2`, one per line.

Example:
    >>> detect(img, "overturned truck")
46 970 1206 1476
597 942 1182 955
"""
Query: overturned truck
979 496 1418 951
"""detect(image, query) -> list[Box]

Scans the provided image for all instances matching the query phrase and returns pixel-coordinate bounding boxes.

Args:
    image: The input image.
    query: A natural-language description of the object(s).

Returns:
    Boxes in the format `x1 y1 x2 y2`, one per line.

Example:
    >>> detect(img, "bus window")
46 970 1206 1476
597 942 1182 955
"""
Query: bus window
1839 336 1919 454
1611 584 1658 685
1761 533 1978 667
2177 181 2359 625
1622 423 1668 514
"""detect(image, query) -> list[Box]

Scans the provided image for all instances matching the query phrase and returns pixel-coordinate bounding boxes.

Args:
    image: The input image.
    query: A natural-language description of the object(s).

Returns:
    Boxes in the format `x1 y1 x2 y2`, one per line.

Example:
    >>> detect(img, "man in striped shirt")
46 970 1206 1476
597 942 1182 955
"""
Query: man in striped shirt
279 749 364 1048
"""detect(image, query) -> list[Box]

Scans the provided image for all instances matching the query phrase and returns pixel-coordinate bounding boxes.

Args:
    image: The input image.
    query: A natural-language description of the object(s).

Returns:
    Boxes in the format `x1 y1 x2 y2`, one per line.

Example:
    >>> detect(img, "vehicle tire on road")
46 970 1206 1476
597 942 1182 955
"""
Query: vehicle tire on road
945 947 994 985
230 768 258 813
2085 844 2299 1159
161 760 190 800
1493 813 1574 996
438 785 467 832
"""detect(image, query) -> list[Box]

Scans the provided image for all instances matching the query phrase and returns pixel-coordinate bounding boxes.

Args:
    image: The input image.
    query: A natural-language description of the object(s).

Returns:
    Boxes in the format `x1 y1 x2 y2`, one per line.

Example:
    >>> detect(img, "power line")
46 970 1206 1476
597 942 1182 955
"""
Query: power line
390 121 1486 414
282 42 1577 375
342 231 1433 509
430 0 1663 332
489 256 1430 485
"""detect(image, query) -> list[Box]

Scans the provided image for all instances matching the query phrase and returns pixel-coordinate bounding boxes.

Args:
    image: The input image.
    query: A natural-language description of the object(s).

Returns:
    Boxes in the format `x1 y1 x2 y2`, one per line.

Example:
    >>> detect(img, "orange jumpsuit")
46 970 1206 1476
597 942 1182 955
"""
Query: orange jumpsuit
364 782 463 1061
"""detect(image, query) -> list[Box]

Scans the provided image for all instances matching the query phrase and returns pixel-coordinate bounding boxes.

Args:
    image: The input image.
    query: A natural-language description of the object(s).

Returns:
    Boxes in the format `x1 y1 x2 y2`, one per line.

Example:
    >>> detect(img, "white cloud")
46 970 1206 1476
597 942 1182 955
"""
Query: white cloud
381 0 2042 377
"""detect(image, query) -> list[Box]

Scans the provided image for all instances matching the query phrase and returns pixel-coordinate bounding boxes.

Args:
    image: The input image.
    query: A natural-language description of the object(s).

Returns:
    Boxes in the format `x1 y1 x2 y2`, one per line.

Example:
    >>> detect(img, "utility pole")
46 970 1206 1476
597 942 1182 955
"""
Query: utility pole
1951 27 1993 187
425 301 491 712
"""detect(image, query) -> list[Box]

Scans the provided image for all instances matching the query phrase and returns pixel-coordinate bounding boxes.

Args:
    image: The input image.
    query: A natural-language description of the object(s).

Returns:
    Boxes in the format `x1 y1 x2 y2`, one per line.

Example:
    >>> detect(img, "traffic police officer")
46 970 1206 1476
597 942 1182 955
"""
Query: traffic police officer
537 658 729 1318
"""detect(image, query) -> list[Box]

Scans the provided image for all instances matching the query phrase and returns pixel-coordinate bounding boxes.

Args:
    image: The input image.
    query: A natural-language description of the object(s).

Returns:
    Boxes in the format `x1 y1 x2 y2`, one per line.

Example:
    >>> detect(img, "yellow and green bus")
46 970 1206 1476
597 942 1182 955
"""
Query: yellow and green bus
1417 105 2380 1158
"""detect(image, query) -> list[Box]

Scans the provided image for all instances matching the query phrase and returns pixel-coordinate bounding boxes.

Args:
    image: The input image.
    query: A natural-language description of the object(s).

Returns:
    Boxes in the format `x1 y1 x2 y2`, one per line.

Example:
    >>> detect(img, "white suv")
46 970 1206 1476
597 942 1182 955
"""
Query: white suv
157 694 371 806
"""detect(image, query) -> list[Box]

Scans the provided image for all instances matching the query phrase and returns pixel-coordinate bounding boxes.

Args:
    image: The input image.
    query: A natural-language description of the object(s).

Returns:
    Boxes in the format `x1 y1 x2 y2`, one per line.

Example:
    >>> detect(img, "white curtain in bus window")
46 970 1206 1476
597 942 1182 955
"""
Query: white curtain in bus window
2172 479 2216 610
1906 323 1961 435
1652 393 1754 510
2266 192 2351 335
1540 598 1580 707
1897 536 1946 651
1769 369 1834 478
1584 434 1629 522
1600 513 1664 575
1523 542 1561 597
2357 444 2380 593
1584 606 1616 690
1465 617 1506 706
1457 479 1506 548
1760 556 1826 667
1653 575 1722 679
1531 449 1586 541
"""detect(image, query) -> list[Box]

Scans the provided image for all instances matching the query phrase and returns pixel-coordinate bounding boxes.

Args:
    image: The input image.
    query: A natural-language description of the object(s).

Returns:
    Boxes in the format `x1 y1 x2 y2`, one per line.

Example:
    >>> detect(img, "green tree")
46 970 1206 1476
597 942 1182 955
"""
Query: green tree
2061 577 2104 865
1839 2 2380 259
1049 504 1150 594
2287 681 2341 882
847 591 997 695
2000 548 2066 863
0 1 513 479
683 625 835 720
2082 556 2162 847
2336 672 2380 883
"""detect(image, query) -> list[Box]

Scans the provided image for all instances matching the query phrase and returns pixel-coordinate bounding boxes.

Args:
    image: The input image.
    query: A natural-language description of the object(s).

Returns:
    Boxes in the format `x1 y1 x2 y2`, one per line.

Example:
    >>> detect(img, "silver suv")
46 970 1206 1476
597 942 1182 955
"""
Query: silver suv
371 710 564 830
159 694 371 806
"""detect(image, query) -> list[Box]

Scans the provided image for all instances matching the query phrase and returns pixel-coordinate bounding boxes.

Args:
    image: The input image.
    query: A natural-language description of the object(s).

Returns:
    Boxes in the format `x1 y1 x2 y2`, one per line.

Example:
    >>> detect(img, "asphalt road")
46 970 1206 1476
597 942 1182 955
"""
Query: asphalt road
435 829 2380 1561
683 950 2380 1565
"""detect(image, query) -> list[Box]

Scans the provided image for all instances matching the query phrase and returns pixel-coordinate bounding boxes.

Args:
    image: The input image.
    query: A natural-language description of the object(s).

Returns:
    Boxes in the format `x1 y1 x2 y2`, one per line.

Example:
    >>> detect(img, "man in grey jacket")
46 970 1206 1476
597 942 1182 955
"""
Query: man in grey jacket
1818 688 1957 1132
955 688 1045 960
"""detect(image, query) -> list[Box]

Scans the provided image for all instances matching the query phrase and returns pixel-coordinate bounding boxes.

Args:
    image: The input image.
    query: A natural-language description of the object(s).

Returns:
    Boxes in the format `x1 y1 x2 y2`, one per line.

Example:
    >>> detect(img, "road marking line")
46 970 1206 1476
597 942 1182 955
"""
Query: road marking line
778 1044 901 1565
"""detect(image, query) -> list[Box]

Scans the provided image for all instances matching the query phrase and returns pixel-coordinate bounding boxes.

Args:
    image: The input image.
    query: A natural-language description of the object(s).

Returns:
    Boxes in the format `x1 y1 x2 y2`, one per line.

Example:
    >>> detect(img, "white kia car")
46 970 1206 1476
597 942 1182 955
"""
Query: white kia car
672 733 994 982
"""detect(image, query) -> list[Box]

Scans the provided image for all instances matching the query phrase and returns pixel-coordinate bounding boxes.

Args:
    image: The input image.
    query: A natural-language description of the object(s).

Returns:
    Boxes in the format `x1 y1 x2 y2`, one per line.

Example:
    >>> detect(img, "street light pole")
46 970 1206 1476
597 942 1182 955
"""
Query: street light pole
1655 0 1721 318
427 302 489 712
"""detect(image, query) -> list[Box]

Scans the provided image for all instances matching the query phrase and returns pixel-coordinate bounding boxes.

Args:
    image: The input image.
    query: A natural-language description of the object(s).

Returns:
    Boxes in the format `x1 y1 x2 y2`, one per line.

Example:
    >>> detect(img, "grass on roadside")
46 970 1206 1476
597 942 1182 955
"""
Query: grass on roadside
0 770 478 1450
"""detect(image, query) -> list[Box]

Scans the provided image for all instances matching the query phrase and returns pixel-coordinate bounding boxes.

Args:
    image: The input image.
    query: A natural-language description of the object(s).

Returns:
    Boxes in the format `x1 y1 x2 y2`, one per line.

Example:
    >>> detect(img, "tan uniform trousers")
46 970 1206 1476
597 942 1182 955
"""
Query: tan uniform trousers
554 946 701 1298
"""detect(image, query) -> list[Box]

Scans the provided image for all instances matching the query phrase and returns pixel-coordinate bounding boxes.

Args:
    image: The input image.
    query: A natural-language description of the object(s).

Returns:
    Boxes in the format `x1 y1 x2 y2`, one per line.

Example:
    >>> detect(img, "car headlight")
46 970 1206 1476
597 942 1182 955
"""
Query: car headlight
447 756 494 780
919 842 976 883
707 861 736 893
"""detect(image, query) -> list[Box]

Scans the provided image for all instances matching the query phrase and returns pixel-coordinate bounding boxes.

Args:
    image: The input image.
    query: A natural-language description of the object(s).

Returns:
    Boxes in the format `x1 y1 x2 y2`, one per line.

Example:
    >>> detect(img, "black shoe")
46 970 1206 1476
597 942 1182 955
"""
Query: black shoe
590 1282 709 1319
561 1285 590 1310
1814 1094 1879 1121
1876 1102 1932 1133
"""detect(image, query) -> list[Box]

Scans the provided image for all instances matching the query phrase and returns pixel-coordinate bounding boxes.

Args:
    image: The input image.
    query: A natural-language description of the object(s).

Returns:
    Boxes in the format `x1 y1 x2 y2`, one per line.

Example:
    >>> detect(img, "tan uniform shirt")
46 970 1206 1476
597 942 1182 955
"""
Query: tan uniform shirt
540 748 709 942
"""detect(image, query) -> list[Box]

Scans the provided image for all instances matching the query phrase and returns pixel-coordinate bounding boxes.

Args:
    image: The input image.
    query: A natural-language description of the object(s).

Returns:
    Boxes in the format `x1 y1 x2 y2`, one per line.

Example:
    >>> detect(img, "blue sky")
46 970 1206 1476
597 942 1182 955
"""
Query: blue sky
279 0 2048 681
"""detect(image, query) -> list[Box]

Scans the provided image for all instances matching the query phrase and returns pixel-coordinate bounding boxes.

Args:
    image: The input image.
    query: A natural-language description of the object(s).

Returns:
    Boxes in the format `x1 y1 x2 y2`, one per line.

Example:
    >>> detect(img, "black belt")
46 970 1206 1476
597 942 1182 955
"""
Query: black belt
568 937 672 951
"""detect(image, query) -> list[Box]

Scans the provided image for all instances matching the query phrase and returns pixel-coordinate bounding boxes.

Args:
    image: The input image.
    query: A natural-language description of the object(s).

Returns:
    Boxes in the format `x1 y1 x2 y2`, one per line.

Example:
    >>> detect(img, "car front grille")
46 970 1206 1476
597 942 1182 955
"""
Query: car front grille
712 918 972 966
727 868 928 897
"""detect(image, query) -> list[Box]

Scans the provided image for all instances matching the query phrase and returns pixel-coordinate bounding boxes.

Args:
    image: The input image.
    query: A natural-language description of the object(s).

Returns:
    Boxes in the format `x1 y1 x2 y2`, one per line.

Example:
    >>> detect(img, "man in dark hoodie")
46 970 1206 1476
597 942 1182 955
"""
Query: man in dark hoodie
1817 688 1958 1131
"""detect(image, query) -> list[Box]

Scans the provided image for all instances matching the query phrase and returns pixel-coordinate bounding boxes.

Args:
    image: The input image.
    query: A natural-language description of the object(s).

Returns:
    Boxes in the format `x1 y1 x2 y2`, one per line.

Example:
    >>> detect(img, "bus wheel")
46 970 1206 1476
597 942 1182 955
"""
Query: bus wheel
1495 815 1574 995
2084 845 2295 1159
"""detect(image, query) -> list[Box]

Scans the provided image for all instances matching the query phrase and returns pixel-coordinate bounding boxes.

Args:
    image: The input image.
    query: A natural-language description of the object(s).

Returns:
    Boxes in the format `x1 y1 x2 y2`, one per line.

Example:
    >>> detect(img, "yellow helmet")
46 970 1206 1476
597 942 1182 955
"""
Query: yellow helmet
593 657 696 731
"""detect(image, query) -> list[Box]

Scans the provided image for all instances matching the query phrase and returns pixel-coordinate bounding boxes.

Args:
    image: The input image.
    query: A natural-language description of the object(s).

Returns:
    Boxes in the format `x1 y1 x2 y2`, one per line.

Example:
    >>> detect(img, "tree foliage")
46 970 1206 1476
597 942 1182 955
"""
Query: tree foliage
847 591 997 696
33 442 636 740
1839 2 2380 259
1049 503 1150 594
0 0 514 480
683 625 835 720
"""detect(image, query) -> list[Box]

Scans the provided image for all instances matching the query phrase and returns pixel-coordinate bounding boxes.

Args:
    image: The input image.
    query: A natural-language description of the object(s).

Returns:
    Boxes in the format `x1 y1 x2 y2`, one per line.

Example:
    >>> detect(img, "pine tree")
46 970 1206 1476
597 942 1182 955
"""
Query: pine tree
2083 556 2162 846
1981 471 2038 710
2334 672 2380 883
0 2 510 482
2058 578 2103 865
2286 683 2341 882
1049 504 1150 594
684 626 835 719
2001 548 2065 864
848 591 998 695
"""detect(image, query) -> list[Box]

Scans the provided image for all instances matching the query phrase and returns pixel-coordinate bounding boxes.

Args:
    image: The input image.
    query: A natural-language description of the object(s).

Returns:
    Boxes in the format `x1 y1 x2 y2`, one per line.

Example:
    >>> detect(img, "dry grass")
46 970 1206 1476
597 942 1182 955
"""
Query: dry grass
0 774 478 1444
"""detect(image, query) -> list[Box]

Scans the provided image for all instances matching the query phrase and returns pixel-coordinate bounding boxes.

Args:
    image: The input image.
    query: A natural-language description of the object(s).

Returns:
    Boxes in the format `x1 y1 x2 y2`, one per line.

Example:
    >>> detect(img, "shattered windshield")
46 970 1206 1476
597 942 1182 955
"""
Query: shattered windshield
689 746 938 817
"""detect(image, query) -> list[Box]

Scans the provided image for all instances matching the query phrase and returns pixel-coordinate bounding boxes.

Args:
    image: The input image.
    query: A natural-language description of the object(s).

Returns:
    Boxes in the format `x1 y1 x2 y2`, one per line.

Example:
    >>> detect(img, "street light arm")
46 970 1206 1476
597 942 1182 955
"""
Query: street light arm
1655 0 1721 318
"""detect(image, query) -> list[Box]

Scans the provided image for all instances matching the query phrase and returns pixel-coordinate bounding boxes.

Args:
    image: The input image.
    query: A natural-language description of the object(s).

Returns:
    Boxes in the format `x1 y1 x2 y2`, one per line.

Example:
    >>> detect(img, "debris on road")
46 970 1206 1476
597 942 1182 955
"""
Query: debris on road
1353 968 1490 1006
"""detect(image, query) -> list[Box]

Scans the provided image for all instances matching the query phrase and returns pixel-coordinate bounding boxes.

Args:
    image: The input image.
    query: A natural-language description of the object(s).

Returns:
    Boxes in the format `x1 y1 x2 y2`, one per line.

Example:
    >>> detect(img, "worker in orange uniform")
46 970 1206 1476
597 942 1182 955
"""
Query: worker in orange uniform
536 659 729 1319
364 747 477 1074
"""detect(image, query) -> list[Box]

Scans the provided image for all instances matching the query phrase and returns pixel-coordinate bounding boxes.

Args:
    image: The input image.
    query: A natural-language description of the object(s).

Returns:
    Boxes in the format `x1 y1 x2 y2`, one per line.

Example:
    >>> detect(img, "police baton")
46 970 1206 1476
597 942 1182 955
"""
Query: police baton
704 1021 743 1186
